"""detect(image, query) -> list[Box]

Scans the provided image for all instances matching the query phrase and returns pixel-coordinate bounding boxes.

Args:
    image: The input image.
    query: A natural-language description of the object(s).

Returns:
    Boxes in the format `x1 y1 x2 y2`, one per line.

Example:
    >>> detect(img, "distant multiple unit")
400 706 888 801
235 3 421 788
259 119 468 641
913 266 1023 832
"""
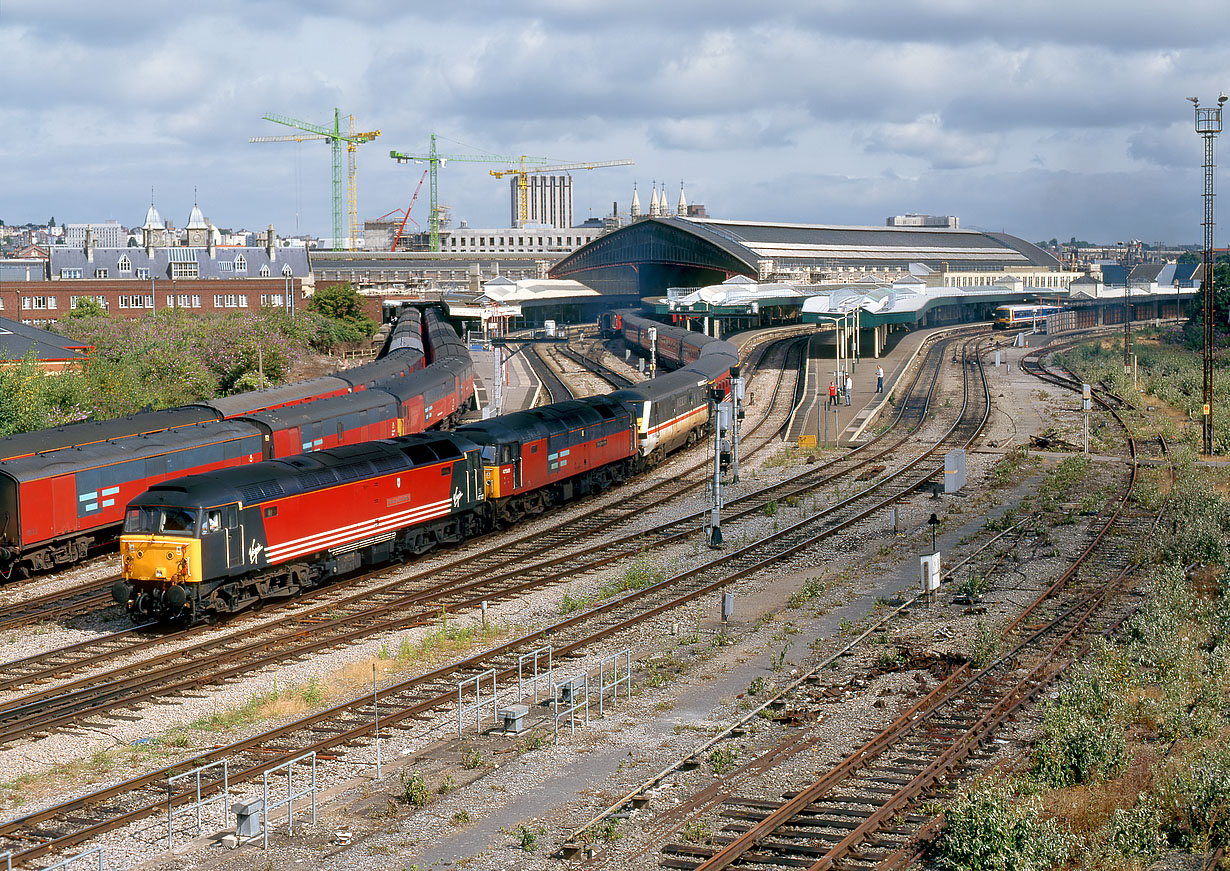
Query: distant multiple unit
992 304 1064 330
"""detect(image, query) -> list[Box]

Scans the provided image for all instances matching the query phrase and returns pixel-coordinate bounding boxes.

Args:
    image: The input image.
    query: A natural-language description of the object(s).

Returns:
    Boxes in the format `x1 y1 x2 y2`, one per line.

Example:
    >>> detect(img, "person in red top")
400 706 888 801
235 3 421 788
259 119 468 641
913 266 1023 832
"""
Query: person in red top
828 381 838 407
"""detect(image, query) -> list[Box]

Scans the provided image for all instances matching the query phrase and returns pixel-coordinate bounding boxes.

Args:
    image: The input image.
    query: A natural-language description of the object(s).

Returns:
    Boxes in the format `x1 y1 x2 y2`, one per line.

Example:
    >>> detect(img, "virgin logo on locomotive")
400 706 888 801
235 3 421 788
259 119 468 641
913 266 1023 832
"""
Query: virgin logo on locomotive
248 541 264 564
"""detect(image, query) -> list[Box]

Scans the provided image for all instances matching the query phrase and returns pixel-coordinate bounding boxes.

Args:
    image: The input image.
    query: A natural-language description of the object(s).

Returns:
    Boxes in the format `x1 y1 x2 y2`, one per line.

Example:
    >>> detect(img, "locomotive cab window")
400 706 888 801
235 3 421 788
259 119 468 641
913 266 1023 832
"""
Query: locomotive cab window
125 506 199 537
204 509 223 534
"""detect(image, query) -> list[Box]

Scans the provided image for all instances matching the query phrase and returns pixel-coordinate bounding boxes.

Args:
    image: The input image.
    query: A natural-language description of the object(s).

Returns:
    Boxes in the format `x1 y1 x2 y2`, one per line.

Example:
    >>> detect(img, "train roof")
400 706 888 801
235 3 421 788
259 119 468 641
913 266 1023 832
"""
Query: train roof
995 303 1063 311
0 420 260 484
193 376 352 418
129 431 480 509
608 368 714 404
241 387 397 429
456 396 627 445
375 362 465 404
0 406 218 462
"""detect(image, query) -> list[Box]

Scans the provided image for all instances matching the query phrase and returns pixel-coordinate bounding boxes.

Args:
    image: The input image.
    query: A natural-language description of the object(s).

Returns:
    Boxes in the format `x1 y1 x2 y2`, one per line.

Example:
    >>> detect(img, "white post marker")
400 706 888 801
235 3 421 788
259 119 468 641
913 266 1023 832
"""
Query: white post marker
373 663 382 780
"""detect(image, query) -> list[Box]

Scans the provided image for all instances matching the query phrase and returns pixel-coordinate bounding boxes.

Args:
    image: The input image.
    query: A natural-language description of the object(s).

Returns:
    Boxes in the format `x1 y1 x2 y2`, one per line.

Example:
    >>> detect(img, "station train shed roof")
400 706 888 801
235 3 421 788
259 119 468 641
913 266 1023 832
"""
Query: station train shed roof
549 216 1060 298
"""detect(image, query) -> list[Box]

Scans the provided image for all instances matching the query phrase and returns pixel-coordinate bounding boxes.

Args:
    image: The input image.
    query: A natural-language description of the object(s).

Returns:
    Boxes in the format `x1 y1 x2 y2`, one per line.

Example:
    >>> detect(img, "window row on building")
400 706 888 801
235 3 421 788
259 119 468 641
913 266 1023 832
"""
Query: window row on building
56 260 287 281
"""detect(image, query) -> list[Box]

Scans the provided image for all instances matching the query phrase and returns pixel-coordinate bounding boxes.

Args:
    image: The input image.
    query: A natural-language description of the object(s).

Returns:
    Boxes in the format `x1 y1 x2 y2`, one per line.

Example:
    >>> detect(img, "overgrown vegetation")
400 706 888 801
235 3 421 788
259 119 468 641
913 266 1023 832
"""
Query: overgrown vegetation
0 288 381 438
930 454 1230 869
1058 330 1230 454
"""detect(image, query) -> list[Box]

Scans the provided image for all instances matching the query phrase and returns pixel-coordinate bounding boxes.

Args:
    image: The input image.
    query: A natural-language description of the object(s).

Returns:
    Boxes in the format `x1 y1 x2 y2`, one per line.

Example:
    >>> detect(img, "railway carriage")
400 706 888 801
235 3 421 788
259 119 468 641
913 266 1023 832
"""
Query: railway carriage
992 304 1063 330
115 433 485 620
0 308 471 579
0 421 264 577
117 309 736 621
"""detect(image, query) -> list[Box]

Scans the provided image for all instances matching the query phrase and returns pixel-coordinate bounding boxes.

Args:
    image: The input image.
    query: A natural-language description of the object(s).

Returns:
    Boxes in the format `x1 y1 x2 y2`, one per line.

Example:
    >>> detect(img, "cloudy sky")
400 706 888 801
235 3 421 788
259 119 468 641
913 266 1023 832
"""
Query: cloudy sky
4 0 1230 246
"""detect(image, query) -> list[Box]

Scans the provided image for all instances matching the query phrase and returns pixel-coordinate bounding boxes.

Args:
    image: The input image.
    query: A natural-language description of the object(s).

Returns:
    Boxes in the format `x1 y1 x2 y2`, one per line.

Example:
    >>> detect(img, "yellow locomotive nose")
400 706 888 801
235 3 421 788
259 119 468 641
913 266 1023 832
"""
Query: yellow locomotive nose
120 537 202 583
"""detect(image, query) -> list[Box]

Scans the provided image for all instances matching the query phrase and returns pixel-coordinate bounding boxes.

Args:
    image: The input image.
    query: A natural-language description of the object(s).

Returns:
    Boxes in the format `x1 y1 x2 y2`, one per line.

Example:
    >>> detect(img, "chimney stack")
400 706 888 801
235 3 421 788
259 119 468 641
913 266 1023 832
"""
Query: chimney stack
85 225 94 263
266 224 276 261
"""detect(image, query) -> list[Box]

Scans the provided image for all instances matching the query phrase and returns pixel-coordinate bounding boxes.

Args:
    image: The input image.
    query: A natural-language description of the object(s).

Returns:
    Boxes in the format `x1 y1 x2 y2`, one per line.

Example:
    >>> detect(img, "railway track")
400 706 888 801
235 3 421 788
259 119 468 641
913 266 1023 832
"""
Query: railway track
0 330 967 731
630 337 1170 871
0 336 809 722
0 332 990 865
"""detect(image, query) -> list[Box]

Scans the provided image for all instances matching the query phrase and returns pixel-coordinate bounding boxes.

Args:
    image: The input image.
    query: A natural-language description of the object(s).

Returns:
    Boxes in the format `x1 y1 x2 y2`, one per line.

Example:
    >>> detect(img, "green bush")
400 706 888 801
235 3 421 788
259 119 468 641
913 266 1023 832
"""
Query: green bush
931 778 1069 871
1158 744 1230 849
1032 643 1127 787
1103 796 1166 862
399 771 431 807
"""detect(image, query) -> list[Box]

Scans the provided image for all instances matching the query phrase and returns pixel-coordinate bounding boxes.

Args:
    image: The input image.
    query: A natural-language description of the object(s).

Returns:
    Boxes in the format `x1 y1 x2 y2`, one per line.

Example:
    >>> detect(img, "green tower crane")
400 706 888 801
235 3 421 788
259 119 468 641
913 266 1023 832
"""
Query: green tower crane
389 134 548 252
256 108 380 250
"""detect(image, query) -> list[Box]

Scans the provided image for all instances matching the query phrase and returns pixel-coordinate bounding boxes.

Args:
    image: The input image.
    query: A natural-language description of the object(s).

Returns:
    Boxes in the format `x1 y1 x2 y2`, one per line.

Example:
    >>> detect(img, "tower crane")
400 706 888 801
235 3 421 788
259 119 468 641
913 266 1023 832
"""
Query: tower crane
389 134 548 252
251 108 379 250
388 168 429 252
490 159 634 228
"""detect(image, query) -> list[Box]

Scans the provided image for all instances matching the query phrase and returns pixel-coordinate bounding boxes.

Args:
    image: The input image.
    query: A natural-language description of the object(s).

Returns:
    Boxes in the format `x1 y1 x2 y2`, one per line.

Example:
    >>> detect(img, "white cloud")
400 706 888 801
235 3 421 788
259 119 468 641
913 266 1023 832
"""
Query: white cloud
3 1 1230 243
862 114 1002 169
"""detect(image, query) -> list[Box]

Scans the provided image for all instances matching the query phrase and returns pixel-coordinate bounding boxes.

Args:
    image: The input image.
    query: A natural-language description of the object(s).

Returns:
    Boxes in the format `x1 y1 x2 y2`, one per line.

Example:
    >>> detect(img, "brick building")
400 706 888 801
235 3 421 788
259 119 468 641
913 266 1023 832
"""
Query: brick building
0 207 313 326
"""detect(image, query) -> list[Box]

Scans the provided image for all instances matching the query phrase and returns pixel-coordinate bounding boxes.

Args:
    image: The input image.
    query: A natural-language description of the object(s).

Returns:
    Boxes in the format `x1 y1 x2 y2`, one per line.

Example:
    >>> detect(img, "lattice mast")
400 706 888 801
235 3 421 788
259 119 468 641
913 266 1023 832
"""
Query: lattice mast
1192 94 1225 455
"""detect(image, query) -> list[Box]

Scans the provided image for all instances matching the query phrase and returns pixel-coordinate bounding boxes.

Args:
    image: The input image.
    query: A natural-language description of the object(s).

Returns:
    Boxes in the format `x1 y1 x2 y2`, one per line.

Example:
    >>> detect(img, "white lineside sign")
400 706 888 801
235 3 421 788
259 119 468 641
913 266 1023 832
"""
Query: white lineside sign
920 552 941 594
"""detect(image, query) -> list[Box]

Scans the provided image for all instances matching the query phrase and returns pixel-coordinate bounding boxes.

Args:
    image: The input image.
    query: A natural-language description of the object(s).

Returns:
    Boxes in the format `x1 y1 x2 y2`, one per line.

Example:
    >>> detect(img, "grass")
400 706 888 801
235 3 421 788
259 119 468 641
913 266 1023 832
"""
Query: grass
988 445 1030 488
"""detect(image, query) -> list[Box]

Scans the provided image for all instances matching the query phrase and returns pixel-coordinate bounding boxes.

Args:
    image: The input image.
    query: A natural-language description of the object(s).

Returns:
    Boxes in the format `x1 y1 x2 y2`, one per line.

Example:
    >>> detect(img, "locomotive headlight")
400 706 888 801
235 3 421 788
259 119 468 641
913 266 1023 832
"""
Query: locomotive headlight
167 552 175 561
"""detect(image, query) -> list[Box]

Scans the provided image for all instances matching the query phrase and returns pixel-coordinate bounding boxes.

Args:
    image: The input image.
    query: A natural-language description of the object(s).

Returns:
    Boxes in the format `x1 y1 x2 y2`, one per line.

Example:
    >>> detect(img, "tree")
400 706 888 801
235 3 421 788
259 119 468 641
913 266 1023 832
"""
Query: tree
305 283 378 350
48 217 55 227
1178 251 1201 264
64 297 107 320
308 283 368 321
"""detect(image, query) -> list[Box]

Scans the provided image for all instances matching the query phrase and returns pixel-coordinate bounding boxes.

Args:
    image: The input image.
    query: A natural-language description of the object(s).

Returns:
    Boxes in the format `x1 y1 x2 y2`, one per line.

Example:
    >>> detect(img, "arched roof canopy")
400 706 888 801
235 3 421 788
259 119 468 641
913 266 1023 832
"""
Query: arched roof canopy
550 217 756 298
550 216 1060 299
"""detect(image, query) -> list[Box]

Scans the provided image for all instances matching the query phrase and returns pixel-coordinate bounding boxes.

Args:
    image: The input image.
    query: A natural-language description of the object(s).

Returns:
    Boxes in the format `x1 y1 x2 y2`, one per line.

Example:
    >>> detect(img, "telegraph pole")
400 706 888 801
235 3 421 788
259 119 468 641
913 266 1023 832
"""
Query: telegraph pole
1192 94 1225 455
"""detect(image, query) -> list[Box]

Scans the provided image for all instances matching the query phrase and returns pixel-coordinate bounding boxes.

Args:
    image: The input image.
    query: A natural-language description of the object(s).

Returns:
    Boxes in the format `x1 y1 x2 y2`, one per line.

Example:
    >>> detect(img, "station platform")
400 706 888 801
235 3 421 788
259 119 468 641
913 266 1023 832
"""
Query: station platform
469 343 541 418
787 325 948 447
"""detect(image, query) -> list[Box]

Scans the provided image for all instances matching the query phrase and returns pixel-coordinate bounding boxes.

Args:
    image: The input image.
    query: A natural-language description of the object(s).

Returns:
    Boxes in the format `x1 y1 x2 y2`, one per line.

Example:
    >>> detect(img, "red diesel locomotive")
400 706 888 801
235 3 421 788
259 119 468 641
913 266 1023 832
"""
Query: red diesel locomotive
0 307 473 578
119 314 736 622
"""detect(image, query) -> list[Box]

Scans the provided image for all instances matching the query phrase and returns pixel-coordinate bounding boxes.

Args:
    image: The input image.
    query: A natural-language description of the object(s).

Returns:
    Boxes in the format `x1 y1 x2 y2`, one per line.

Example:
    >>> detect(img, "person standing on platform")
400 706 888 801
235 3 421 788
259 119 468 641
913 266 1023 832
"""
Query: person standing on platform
876 365 884 393
845 373 853 405
828 380 837 407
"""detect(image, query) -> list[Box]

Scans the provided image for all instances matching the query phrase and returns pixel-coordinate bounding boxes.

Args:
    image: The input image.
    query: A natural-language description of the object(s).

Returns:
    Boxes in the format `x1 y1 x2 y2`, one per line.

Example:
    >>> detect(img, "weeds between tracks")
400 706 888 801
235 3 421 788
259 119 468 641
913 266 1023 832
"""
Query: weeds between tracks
929 453 1230 870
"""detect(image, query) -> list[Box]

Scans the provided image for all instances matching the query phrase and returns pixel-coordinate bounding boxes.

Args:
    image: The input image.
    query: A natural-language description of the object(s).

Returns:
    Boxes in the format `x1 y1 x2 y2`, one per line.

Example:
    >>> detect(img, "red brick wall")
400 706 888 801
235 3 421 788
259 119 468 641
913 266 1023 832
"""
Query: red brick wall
0 278 305 322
